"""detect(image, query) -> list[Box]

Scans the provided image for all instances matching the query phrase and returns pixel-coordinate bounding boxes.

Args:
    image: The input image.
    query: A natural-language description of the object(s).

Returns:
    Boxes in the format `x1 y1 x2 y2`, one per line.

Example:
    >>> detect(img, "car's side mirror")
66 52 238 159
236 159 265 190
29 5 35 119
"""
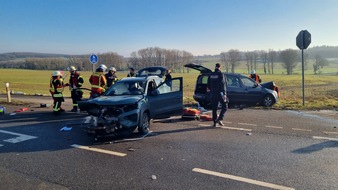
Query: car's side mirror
253 83 259 88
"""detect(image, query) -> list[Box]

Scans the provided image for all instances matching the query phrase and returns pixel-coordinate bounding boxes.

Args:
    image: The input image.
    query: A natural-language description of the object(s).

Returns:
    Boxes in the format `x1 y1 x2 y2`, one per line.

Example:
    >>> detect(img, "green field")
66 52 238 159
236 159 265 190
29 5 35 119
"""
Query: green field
1 68 338 110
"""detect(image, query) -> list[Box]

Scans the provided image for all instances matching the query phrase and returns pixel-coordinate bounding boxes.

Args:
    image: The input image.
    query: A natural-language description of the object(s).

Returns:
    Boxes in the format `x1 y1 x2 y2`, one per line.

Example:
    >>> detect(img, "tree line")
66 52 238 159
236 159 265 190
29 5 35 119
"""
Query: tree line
0 46 332 75
0 48 194 73
219 48 330 75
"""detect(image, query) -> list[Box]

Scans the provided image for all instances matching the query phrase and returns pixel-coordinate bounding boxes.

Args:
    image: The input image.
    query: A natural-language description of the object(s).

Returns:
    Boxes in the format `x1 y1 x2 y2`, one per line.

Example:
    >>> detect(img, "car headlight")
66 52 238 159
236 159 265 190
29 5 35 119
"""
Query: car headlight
122 103 138 112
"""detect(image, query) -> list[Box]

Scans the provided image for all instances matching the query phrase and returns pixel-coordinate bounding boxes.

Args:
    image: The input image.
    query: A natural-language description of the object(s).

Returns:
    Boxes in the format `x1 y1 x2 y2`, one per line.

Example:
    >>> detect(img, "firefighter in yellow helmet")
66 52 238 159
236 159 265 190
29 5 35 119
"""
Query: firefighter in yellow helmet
49 71 65 114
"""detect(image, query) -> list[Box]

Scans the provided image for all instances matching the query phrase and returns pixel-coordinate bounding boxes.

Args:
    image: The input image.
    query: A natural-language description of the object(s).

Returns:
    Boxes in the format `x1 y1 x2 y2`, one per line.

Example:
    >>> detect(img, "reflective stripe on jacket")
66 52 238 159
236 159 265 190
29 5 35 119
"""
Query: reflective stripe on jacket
50 77 64 97
89 72 107 93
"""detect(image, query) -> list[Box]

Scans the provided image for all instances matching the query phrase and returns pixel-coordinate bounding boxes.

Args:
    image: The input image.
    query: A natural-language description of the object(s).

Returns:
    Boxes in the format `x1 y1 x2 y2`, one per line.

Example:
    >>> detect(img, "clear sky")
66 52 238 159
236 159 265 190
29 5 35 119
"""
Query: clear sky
1 0 338 57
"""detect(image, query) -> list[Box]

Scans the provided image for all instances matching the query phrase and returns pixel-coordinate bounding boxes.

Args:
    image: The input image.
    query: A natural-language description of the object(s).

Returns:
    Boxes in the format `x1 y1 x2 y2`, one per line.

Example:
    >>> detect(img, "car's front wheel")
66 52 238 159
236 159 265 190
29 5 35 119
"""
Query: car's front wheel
262 95 274 107
138 112 150 134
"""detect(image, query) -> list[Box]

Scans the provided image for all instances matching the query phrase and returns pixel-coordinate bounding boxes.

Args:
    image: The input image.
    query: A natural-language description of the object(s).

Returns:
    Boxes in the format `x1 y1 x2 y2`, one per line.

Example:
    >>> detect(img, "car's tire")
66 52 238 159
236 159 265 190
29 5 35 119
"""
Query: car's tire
262 95 274 107
138 112 150 134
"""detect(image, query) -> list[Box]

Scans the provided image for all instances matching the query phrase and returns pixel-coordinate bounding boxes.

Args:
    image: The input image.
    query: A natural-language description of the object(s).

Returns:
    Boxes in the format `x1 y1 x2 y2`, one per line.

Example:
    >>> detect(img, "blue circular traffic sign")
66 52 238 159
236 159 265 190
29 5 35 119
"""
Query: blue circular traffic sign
90 54 99 64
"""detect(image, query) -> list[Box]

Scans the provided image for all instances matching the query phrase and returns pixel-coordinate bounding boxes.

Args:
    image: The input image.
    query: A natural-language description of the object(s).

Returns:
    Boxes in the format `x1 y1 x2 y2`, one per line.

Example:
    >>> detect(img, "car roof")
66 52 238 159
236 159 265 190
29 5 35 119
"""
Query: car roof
119 75 160 82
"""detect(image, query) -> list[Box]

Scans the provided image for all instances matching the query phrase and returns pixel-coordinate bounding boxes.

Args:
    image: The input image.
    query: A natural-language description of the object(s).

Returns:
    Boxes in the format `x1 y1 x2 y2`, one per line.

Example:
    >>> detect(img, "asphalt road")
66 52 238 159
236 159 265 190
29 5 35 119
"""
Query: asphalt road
1 95 338 190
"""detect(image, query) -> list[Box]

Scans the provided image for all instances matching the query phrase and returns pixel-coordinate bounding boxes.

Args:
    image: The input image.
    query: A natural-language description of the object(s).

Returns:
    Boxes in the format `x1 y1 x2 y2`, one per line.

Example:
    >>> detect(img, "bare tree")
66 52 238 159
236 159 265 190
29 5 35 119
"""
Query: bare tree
313 54 329 74
260 51 268 74
244 51 253 74
279 49 299 75
268 49 277 74
129 47 193 73
220 52 230 73
228 49 241 73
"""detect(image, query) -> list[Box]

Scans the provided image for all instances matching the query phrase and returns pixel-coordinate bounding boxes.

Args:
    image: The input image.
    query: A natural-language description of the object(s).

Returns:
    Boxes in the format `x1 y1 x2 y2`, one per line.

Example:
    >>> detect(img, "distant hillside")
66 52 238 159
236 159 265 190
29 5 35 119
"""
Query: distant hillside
1 45 338 62
0 52 74 61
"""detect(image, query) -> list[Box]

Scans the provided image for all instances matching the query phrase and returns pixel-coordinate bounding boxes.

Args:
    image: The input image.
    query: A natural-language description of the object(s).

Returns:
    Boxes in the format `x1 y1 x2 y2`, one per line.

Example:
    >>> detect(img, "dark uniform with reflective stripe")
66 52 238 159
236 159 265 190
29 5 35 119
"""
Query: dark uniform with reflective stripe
69 72 84 111
207 67 228 124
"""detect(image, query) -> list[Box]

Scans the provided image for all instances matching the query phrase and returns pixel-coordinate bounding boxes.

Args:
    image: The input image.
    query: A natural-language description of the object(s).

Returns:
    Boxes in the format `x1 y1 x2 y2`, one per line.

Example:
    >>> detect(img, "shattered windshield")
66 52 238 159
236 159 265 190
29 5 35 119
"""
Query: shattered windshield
106 81 145 95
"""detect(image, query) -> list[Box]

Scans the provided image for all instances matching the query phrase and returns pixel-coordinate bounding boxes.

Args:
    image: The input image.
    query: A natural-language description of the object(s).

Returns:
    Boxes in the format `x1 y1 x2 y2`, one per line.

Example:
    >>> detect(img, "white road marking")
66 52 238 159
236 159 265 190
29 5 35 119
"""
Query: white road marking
265 125 283 129
71 144 127 157
199 124 252 131
313 136 338 141
0 129 37 143
84 116 92 124
292 128 312 132
199 124 213 127
192 168 295 190
220 126 252 132
323 131 338 135
238 122 257 126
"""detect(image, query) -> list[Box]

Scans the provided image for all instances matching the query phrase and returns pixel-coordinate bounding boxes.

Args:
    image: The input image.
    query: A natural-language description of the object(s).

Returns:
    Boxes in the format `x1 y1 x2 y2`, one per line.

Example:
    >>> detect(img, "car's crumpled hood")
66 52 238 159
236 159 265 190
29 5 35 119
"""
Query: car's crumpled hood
81 95 143 106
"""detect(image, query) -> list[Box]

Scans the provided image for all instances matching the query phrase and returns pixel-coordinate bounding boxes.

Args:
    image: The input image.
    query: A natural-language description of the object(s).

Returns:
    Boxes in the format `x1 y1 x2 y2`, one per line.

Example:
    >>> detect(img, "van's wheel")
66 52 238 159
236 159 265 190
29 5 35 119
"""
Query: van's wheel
138 112 150 134
262 95 274 107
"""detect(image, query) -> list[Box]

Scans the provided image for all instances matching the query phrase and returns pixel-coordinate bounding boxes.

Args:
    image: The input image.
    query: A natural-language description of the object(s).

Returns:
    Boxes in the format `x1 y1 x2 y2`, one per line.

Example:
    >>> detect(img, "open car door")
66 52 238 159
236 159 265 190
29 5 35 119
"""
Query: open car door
148 77 183 119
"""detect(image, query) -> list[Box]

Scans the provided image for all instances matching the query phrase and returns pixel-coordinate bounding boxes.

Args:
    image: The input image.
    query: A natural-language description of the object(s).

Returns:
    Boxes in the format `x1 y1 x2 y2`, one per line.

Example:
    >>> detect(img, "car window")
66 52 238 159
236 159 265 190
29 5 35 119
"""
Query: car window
227 76 240 88
157 78 181 94
241 76 255 87
198 75 209 84
106 81 145 95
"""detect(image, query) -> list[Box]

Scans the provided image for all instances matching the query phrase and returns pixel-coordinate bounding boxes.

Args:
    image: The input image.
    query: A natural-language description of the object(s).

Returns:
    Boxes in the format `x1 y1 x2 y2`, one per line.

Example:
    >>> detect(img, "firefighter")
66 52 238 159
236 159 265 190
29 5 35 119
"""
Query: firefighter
50 71 65 115
89 64 107 98
249 69 261 83
65 66 84 112
207 63 228 127
127 67 137 77
105 67 119 88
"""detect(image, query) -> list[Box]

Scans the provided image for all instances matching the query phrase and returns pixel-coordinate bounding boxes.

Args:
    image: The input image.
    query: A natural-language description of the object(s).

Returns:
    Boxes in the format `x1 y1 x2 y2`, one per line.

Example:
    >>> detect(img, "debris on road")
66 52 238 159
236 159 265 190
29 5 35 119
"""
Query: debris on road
60 126 72 131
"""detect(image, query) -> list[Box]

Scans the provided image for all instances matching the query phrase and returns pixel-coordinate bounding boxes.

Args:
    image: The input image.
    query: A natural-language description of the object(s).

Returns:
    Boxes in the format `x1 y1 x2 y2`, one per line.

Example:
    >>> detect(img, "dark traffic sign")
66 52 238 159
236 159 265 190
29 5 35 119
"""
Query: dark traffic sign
296 30 311 50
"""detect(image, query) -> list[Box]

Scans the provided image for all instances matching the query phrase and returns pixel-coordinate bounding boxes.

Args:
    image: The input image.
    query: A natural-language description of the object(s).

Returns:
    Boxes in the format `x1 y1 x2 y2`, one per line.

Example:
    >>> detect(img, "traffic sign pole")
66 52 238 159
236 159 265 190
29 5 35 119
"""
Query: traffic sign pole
296 30 311 106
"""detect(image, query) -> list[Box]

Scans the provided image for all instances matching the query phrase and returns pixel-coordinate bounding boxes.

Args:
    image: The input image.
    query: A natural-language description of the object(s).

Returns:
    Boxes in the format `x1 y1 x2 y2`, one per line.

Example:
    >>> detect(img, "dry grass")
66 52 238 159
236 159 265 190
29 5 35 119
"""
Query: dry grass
1 69 338 110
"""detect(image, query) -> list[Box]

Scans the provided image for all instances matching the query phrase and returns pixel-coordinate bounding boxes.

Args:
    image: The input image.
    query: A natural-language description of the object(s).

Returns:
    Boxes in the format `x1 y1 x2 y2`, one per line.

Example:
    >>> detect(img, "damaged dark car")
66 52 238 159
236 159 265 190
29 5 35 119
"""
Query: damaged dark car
78 67 183 138
184 63 279 108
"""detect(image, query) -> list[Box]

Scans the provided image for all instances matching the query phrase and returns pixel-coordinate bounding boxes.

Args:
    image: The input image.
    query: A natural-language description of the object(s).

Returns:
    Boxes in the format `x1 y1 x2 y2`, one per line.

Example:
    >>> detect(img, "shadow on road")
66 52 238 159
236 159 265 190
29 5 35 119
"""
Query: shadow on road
291 141 338 154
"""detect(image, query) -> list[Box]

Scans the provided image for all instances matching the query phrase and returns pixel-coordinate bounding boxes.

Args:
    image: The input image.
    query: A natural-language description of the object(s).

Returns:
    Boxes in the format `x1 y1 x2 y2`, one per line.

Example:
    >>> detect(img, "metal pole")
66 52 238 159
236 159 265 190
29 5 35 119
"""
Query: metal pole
302 49 305 106
5 82 11 103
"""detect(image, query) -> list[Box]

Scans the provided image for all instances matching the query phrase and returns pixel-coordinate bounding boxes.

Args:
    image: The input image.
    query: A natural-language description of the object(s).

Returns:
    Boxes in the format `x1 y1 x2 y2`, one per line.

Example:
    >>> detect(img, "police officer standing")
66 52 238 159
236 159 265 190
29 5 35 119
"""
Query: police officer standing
127 67 137 77
207 63 228 127
65 66 84 112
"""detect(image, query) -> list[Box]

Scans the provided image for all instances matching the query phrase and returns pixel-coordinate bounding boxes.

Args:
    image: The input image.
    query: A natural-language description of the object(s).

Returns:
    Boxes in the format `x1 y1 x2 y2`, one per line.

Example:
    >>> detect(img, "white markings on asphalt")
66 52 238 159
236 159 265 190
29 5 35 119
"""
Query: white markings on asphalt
265 125 283 129
313 136 338 141
238 122 257 126
323 131 338 135
0 129 37 143
198 124 252 131
220 126 252 132
291 128 312 132
71 144 127 157
192 168 295 190
84 116 92 124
